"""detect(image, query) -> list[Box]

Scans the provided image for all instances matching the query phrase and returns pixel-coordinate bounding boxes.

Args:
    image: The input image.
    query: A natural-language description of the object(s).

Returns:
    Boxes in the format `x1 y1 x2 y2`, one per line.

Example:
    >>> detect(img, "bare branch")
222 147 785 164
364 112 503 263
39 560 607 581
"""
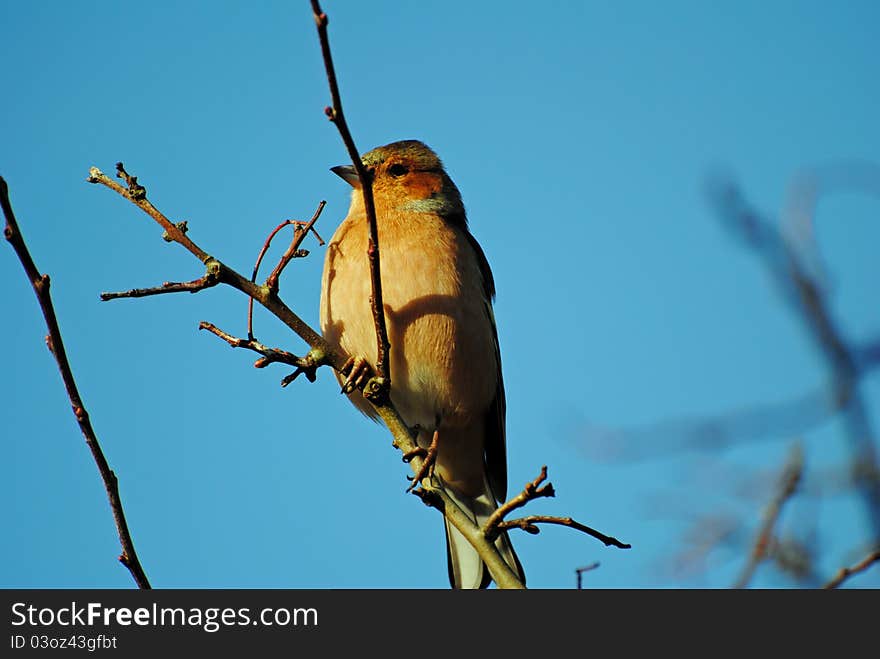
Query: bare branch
265 201 326 293
499 515 631 549
199 321 320 384
1 176 151 589
733 442 803 588
481 466 631 552
310 0 391 402
88 164 337 370
484 466 556 539
101 273 220 301
823 550 880 589
88 164 210 263
247 201 326 340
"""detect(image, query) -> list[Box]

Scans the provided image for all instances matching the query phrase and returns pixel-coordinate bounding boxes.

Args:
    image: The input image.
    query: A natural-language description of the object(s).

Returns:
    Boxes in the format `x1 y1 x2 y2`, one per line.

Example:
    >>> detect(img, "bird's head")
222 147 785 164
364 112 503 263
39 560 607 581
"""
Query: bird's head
331 140 465 221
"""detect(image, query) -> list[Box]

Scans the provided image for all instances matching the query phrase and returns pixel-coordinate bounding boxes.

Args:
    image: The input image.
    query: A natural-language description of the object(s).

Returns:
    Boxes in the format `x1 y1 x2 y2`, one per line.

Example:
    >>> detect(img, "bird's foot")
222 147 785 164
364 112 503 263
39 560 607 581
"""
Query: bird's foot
405 429 439 493
339 355 374 395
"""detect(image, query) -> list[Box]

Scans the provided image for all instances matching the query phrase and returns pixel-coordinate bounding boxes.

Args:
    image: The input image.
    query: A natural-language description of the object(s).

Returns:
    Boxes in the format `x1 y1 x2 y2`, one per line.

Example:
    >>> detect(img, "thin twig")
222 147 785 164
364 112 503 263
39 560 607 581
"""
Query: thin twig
306 0 537 587
310 0 391 402
733 442 803 588
266 202 326 292
484 466 555 539
822 550 880 589
199 321 319 384
101 274 220 300
499 515 632 549
249 219 298 339
1 176 151 589
247 201 326 340
89 163 210 263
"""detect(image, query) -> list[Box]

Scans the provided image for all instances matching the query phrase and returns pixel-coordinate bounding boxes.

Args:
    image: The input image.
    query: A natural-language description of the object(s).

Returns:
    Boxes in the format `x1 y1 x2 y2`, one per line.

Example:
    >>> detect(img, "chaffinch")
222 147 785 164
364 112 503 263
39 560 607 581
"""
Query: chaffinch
320 140 523 588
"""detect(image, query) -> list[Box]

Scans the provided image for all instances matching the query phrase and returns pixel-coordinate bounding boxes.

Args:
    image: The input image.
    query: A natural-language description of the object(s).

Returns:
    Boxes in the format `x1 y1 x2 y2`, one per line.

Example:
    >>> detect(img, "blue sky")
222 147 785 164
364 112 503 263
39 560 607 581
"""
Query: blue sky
2 1 878 588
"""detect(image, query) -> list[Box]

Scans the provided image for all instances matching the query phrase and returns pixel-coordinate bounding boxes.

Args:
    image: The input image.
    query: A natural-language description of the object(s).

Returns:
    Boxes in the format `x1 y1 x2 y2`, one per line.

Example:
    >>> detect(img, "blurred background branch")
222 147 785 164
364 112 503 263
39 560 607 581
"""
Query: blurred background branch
575 164 880 588
709 169 880 544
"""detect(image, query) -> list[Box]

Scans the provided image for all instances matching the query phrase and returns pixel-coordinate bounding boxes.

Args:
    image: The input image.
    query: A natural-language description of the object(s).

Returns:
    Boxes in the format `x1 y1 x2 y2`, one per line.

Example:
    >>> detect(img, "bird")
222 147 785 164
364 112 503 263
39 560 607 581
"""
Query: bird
319 139 524 588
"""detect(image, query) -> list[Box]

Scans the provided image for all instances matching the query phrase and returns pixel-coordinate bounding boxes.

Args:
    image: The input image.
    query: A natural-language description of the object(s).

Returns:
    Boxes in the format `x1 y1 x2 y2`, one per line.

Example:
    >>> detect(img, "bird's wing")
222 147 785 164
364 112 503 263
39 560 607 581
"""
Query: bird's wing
483 301 508 502
464 229 495 301
464 230 507 502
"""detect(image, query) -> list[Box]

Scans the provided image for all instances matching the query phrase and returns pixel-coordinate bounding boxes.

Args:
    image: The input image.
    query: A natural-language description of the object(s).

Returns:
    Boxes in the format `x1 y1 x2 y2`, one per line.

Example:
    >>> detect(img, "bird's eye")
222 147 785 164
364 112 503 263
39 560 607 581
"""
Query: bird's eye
388 163 409 177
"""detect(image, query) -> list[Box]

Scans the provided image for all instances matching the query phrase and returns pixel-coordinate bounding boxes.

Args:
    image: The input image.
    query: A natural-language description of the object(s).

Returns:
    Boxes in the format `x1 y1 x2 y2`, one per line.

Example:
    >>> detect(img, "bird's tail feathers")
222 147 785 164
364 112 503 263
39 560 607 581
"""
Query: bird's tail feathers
442 476 525 589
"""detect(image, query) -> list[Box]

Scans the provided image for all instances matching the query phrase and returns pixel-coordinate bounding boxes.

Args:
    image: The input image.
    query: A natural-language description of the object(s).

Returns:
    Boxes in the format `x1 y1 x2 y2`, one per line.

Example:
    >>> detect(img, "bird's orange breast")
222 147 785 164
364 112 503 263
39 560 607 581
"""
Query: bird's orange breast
319 204 498 431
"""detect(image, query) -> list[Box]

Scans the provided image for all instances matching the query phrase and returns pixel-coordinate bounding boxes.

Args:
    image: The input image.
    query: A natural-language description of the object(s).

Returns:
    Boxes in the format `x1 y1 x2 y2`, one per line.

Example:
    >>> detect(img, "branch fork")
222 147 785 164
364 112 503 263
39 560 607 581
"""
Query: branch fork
199 321 324 385
482 466 632 550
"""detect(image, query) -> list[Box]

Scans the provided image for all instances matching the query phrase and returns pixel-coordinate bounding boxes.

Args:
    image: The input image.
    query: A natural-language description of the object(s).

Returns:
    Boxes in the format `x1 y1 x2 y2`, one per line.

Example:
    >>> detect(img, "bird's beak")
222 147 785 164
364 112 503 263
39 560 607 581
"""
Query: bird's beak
330 164 361 188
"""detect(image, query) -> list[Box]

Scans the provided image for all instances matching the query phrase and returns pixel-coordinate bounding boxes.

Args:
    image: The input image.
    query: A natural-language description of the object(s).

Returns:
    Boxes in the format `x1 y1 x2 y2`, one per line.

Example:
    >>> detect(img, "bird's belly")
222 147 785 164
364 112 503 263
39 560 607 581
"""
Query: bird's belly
388 309 494 430
320 218 497 430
